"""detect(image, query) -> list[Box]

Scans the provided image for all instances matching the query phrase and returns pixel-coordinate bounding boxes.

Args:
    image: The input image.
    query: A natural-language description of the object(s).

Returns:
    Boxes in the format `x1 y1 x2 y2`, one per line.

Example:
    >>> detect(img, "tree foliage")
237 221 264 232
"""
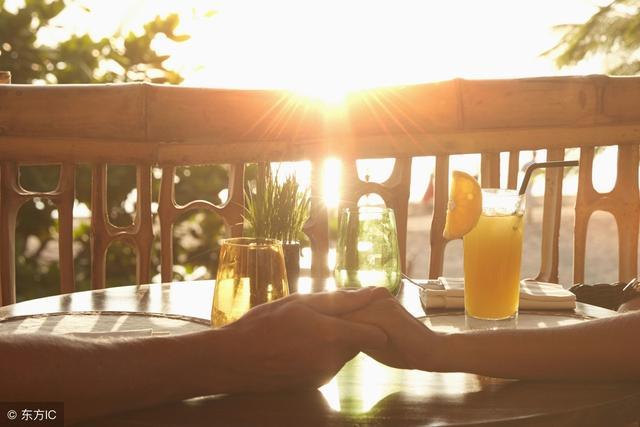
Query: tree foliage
546 0 640 75
0 0 186 83
1 1 228 301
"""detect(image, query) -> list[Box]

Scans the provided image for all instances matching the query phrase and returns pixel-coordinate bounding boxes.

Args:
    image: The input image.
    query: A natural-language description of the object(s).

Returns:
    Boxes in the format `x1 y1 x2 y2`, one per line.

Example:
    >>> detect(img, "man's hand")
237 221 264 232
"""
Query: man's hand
344 294 444 371
220 287 389 392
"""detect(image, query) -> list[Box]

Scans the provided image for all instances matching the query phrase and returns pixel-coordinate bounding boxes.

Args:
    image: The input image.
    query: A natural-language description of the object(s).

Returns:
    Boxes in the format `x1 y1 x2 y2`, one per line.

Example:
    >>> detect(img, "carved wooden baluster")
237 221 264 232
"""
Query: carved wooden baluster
0 162 76 304
303 159 329 279
0 163 21 305
337 158 359 287
380 157 412 273
134 165 153 284
611 144 639 281
536 148 565 283
337 157 411 275
429 155 449 279
56 163 76 294
339 158 360 210
480 152 500 188
223 164 245 238
574 147 596 284
158 164 245 282
575 144 639 283
90 164 109 289
90 164 153 288
0 73 13 303
507 150 520 190
158 166 177 283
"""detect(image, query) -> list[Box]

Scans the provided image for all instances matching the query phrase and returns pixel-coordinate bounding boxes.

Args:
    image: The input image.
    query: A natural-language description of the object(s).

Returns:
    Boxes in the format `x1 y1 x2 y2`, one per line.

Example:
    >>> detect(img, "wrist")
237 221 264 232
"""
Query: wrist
186 328 250 396
422 332 457 373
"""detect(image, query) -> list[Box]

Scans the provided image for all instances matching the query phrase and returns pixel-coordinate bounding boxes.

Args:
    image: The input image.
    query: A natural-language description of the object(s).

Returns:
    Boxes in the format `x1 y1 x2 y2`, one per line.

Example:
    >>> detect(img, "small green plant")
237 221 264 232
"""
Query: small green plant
244 167 311 243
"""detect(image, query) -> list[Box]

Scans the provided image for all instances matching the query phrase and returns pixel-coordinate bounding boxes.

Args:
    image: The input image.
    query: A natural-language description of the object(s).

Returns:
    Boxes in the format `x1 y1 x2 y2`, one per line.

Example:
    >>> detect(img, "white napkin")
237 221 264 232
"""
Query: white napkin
417 277 576 310
65 329 169 338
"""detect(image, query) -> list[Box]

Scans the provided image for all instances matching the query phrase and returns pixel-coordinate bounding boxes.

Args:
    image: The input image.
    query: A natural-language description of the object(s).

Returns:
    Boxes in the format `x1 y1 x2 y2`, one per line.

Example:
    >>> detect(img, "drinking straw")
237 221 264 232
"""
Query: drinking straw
519 160 579 196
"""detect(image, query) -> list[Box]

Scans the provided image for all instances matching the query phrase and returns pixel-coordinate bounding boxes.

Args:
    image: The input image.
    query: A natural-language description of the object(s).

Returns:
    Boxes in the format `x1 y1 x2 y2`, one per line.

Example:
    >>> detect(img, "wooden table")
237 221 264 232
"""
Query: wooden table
2 279 639 427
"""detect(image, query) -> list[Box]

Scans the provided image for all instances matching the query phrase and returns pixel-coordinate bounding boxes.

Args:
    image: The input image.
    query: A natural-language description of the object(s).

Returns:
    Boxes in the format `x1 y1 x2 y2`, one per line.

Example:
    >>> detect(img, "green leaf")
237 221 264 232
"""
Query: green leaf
244 166 310 243
546 0 640 75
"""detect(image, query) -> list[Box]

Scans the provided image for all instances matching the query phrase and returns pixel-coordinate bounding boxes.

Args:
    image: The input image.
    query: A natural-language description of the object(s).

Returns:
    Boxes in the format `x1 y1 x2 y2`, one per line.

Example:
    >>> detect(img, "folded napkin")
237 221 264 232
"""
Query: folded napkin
65 329 169 339
417 277 576 310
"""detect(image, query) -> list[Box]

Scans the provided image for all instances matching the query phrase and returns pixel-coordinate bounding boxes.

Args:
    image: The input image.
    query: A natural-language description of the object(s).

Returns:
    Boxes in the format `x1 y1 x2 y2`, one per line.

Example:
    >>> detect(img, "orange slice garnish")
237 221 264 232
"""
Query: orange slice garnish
443 171 482 240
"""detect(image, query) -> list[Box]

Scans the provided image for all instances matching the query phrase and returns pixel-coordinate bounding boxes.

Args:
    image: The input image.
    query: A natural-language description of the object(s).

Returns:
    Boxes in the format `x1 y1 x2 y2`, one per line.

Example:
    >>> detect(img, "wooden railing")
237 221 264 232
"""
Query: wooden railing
1 74 640 305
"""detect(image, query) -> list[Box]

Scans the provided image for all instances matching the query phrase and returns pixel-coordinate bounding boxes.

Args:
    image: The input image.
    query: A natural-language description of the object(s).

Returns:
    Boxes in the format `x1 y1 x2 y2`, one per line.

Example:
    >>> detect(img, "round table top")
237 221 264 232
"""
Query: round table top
1 279 639 427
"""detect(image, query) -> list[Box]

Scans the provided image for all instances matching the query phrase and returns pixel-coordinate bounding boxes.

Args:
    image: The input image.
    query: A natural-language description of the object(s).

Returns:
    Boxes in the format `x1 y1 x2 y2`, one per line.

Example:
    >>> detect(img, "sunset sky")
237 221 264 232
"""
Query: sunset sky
31 0 606 91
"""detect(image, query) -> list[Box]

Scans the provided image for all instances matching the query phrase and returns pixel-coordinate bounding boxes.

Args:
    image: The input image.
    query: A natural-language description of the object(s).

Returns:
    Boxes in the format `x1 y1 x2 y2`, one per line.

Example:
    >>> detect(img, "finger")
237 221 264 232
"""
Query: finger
342 309 391 335
316 313 388 349
343 298 418 331
251 291 302 311
370 286 394 301
298 287 389 316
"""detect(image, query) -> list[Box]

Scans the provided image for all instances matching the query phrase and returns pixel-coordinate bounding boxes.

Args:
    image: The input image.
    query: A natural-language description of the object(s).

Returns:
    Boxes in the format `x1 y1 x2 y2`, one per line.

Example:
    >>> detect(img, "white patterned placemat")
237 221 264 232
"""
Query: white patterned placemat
0 312 211 336
423 311 591 333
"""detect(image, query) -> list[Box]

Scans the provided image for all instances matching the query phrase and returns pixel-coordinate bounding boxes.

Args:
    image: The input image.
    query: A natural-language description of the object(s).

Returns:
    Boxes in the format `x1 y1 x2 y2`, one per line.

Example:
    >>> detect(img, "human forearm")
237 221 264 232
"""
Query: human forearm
1 330 242 424
2 289 387 425
347 297 640 380
431 312 640 380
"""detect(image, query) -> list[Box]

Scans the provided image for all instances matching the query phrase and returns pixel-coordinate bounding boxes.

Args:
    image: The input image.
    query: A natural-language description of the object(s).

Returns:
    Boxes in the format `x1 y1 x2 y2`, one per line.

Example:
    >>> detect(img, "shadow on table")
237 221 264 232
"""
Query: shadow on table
358 381 640 427
80 377 640 427
82 390 334 427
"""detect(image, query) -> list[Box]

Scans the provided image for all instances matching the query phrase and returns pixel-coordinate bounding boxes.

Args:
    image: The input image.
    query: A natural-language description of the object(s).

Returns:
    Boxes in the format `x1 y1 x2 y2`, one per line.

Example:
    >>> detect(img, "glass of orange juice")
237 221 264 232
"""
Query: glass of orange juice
463 189 525 320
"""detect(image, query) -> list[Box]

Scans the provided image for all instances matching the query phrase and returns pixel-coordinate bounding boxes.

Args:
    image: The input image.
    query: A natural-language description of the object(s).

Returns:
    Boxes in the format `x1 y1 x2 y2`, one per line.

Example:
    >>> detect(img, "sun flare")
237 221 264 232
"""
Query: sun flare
52 0 608 207
292 82 350 106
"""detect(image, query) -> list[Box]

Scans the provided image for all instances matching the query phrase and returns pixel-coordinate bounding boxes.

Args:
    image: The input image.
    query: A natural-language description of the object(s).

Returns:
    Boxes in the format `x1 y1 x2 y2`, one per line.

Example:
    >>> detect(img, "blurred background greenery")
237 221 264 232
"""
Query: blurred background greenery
1 0 233 301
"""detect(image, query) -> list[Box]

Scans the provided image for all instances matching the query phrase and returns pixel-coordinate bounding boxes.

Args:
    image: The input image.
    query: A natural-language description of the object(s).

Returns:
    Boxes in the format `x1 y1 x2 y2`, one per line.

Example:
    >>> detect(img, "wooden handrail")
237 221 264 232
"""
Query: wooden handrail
1 75 639 304
0 76 638 149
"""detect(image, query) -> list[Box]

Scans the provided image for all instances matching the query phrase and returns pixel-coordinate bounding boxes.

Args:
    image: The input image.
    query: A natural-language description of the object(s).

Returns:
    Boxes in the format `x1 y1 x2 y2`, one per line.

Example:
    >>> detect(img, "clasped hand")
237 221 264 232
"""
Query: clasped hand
222 287 438 393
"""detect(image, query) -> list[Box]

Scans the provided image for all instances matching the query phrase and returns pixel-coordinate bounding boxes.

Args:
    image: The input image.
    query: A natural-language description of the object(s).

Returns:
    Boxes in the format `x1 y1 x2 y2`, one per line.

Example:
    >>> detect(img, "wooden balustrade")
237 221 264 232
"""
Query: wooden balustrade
1 75 640 304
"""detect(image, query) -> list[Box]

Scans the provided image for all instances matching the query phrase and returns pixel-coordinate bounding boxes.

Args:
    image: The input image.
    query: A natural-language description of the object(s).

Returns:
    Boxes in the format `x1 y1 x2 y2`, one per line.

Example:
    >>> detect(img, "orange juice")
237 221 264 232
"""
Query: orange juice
463 190 524 320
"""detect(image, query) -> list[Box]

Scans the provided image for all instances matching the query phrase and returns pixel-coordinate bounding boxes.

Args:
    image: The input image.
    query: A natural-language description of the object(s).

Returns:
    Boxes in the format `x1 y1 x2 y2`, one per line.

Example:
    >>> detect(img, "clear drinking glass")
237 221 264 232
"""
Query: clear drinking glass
211 237 289 327
334 207 401 294
463 189 525 320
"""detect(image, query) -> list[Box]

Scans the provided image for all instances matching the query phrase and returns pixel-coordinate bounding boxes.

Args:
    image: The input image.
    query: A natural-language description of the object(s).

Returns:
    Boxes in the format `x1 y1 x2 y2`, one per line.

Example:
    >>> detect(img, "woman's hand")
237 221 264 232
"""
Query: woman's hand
344 294 444 371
